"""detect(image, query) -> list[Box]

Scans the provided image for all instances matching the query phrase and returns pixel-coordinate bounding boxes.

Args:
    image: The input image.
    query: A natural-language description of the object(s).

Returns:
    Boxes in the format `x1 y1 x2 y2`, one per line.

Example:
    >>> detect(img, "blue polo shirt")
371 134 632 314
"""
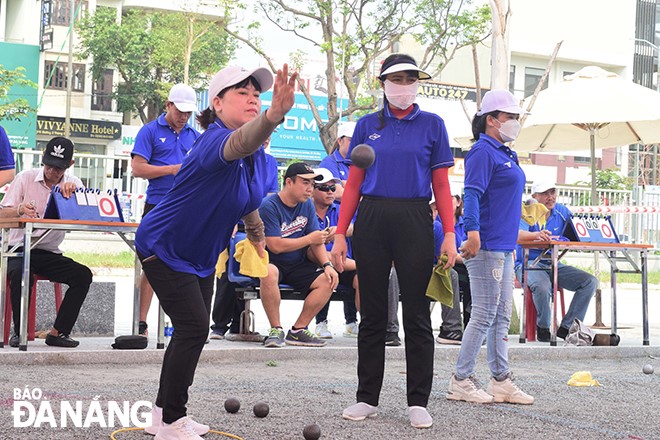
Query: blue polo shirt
135 118 267 277
434 215 465 258
260 195 319 265
316 202 353 257
264 153 279 194
319 150 350 182
347 104 454 198
131 113 200 205
463 133 525 251
514 203 572 268
0 126 16 171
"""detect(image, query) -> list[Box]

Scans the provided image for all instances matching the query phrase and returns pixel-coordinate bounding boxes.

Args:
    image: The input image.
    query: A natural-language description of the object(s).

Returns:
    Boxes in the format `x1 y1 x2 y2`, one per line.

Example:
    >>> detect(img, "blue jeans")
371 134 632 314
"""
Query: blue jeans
514 263 597 330
455 250 513 381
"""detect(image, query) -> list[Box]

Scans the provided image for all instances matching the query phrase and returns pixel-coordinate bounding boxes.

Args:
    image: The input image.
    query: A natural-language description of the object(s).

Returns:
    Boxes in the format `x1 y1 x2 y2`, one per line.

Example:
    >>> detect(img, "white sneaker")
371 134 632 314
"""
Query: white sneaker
446 374 494 404
408 406 432 428
315 320 333 339
146 406 209 436
342 402 378 421
343 321 359 338
154 417 204 440
486 376 534 405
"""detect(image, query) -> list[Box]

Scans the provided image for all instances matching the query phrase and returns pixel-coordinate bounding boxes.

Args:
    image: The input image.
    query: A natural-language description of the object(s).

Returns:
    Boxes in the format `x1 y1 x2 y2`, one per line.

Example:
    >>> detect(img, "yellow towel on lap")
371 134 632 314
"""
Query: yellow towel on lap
215 249 229 278
425 255 453 307
234 239 269 278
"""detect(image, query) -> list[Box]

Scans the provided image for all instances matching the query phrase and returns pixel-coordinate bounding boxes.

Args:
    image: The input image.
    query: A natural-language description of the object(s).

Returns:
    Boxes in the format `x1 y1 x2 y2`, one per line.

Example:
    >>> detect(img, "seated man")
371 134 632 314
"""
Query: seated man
259 163 339 348
1 137 93 348
310 168 360 339
515 178 598 342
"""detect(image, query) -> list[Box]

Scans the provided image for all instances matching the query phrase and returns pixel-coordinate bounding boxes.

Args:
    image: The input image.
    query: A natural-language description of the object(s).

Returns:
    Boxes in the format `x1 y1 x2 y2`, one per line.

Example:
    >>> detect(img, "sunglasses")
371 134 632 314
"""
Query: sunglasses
315 184 336 192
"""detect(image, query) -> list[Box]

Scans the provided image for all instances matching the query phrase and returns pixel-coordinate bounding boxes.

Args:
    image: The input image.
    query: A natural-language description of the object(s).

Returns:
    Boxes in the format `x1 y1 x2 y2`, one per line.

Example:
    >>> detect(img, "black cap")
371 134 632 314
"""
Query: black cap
43 136 74 169
284 162 323 181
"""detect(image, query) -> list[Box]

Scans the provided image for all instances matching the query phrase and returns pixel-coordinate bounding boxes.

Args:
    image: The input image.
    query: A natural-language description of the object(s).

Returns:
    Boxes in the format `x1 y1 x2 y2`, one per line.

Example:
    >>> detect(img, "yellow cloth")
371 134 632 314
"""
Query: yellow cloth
567 371 601 387
425 255 453 307
234 239 269 278
215 249 229 278
521 202 549 228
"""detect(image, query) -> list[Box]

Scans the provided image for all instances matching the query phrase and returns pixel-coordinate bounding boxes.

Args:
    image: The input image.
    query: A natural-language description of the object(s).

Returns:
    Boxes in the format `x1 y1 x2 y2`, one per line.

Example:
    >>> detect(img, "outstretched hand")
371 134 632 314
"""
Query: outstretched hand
266 64 298 123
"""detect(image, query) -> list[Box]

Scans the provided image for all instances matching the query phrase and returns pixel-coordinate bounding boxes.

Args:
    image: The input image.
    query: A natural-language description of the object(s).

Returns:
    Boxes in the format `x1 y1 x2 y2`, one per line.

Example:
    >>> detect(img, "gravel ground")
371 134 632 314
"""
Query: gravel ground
1 352 659 440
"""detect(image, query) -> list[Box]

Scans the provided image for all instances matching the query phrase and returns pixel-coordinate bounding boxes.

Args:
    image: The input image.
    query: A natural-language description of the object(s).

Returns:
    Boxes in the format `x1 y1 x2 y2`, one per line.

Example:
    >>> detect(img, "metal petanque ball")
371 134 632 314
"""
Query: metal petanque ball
643 364 654 374
303 423 321 440
224 398 240 413
253 401 270 418
350 144 375 169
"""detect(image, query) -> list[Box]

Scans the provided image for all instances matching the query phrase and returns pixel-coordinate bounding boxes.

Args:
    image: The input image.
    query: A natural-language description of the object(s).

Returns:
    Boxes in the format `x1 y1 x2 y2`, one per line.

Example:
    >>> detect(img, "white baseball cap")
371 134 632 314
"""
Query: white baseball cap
168 84 198 113
337 122 356 139
313 168 341 184
476 89 528 116
531 178 556 194
207 66 274 109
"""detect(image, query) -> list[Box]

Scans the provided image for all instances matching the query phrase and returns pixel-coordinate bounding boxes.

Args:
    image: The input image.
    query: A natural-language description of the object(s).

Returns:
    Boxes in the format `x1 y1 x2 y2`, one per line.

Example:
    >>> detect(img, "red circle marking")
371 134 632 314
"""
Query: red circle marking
601 223 612 238
99 197 116 216
575 222 588 237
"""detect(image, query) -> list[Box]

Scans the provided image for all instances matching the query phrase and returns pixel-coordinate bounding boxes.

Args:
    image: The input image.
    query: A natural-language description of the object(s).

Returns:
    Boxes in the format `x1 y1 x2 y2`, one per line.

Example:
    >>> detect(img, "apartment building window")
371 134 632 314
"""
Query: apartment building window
52 0 88 26
44 60 85 92
574 156 591 164
524 67 548 97
92 69 114 111
509 65 516 93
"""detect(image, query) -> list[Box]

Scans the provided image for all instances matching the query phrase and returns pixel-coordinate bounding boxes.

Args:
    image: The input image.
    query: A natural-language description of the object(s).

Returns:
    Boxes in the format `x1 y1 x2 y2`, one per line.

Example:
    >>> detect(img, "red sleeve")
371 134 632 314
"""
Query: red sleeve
432 167 455 234
336 165 365 235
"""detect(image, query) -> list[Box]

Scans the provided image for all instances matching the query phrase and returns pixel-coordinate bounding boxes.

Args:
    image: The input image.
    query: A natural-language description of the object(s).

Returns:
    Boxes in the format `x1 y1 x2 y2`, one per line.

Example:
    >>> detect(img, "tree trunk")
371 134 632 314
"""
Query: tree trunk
490 0 511 89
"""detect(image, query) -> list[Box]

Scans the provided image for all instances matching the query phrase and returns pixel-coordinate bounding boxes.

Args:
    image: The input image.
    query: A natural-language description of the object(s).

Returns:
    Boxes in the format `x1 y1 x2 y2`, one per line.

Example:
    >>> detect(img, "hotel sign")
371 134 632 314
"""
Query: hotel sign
37 116 121 140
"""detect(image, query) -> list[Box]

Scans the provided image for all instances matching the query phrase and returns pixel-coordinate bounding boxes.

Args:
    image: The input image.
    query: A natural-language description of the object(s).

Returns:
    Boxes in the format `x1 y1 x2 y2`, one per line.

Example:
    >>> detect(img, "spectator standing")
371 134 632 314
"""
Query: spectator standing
135 64 297 439
332 53 457 429
318 121 356 201
131 83 200 336
446 89 533 406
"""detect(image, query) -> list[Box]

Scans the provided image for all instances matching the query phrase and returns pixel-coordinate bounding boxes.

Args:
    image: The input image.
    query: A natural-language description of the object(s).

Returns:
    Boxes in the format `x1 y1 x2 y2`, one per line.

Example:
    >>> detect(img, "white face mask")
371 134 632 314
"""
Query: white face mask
383 80 419 110
495 118 521 143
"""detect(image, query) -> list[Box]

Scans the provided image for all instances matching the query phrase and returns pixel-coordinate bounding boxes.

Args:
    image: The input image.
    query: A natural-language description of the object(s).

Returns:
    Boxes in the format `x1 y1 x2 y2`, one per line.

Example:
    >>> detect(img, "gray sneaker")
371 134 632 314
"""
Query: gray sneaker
285 329 327 347
263 328 285 348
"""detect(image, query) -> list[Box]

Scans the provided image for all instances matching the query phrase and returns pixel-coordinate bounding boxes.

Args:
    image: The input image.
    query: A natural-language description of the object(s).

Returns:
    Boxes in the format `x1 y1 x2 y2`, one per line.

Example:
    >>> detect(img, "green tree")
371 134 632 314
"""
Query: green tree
226 0 490 152
77 4 234 123
0 65 37 122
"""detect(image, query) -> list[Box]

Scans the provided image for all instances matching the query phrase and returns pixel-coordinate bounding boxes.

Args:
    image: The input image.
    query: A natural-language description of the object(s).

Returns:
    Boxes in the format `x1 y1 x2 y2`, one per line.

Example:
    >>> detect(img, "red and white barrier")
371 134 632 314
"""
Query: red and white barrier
571 206 660 214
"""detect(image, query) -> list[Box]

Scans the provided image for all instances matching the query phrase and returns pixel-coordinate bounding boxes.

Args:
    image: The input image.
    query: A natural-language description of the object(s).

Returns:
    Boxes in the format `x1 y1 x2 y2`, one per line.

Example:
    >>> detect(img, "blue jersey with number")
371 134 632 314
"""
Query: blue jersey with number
135 118 266 276
463 133 526 251
260 195 319 265
346 104 454 198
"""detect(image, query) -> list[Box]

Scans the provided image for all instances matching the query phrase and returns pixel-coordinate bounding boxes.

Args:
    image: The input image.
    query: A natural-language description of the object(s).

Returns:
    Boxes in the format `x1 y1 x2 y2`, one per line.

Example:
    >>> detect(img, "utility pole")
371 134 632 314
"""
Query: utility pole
64 0 75 137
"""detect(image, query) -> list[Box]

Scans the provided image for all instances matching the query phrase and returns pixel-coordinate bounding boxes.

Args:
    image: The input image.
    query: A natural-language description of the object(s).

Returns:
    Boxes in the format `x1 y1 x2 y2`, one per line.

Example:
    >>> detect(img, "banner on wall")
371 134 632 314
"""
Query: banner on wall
0 42 40 149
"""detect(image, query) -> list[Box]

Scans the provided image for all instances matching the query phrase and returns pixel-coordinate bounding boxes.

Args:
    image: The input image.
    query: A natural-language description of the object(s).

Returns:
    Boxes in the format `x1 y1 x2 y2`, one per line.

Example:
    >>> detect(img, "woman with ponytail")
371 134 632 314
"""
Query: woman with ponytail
331 53 456 429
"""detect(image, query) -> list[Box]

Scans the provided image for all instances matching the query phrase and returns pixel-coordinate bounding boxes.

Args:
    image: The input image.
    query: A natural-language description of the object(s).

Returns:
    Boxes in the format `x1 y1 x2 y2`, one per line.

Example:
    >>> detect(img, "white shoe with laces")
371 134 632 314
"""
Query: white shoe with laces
146 406 209 436
154 417 204 439
315 320 333 339
343 321 359 338
486 375 534 405
446 374 494 404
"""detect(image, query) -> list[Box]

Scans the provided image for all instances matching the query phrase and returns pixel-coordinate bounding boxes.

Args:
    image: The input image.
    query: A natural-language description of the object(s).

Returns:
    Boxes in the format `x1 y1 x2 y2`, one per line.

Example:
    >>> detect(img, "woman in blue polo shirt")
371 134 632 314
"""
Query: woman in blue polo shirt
445 89 534 406
331 53 457 429
135 64 297 439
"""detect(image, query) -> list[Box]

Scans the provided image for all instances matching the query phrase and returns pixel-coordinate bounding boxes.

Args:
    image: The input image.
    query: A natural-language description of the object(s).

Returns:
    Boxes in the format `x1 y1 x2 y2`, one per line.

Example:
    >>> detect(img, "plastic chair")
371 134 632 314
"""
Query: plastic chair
523 284 565 342
3 275 63 344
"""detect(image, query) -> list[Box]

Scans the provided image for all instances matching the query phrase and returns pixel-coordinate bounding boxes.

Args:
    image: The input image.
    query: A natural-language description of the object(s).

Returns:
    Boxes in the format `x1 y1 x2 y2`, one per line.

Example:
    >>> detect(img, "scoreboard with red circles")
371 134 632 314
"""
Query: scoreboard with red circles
44 188 125 222
562 214 619 243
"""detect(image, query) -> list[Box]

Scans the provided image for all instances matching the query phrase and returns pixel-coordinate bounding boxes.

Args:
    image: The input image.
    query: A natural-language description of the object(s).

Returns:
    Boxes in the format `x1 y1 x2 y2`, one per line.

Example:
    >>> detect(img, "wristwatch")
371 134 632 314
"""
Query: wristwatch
322 261 334 269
